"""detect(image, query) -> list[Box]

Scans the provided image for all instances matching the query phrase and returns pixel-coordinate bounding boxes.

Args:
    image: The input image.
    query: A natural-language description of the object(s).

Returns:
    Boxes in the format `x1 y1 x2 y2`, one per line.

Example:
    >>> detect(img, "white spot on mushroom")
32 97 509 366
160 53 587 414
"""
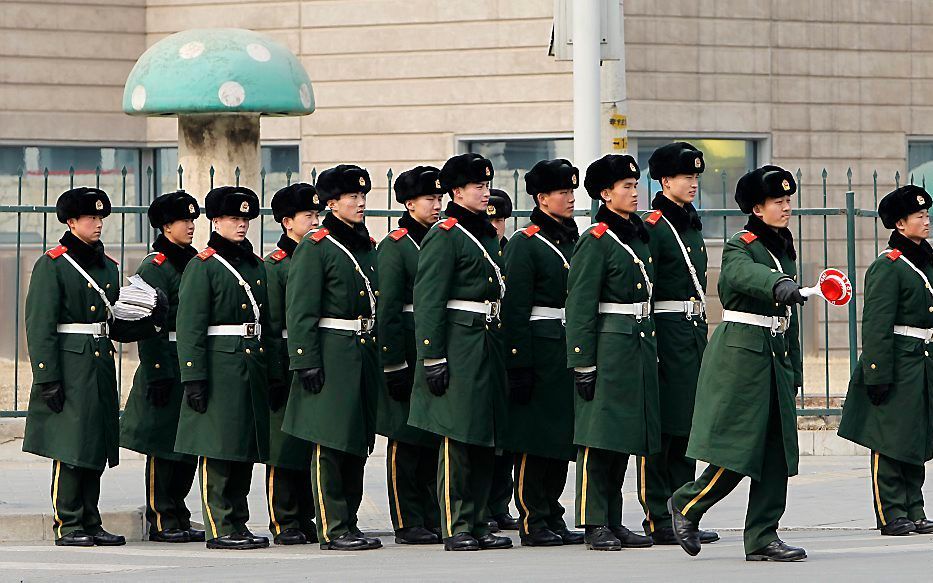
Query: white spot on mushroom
218 81 246 107
246 43 271 62
131 85 147 111
178 41 205 59
299 84 312 109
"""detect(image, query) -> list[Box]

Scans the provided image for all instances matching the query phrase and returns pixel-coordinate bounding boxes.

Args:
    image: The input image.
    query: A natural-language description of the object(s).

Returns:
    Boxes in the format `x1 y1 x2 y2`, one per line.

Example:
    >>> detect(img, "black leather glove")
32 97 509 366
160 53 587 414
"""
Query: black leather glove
773 278 806 306
39 381 64 414
151 287 169 328
297 368 325 394
574 370 597 401
385 367 412 402
425 362 449 396
268 379 289 411
508 368 535 404
146 378 173 408
184 380 208 414
867 383 891 406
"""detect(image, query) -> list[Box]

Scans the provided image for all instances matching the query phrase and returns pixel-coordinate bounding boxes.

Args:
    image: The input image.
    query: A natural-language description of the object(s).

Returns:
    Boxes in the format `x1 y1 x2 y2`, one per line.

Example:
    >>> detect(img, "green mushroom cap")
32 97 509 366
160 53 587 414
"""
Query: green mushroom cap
123 28 314 116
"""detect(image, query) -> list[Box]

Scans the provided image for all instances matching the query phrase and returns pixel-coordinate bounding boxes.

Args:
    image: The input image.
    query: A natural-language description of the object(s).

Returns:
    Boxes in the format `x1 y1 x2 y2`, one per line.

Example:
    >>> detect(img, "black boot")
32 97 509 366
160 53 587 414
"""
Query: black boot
444 532 480 551
477 532 513 550
149 528 190 543
668 498 700 556
699 529 720 544
914 518 933 534
649 526 678 545
610 525 653 548
491 513 519 531
186 528 206 542
350 526 383 549
206 532 264 550
301 524 319 544
520 528 563 547
485 518 500 533
321 532 377 551
395 526 442 545
274 528 308 545
553 527 585 545
880 517 916 536
745 539 807 562
583 526 621 551
238 529 269 547
89 528 126 546
55 531 94 547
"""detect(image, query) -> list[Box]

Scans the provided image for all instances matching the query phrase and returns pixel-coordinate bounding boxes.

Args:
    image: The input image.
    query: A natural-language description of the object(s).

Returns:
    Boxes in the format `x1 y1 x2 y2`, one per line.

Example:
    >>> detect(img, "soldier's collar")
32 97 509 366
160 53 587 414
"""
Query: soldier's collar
398 211 430 246
60 230 105 268
153 233 197 273
594 204 649 244
531 206 578 244
889 231 933 268
207 231 257 266
443 202 497 239
651 193 702 232
275 233 299 258
744 214 796 261
321 212 372 252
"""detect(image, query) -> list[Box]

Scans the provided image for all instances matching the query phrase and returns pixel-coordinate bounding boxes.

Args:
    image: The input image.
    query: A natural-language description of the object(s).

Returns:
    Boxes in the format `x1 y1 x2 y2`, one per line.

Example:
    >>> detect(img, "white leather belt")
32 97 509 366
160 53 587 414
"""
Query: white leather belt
722 310 789 335
447 299 501 321
207 323 261 337
281 329 288 339
319 317 375 334
402 304 414 313
168 331 176 342
893 325 933 342
56 322 109 337
654 300 704 318
598 302 651 319
529 306 565 322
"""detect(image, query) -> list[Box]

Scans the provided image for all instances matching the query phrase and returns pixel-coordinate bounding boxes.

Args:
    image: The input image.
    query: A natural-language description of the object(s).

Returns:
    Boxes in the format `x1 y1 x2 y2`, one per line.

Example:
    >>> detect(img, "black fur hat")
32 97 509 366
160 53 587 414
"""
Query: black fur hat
486 189 512 219
56 187 111 224
147 190 200 229
525 159 579 198
440 153 494 191
204 186 260 220
735 165 797 214
878 185 932 229
316 165 372 203
271 182 323 223
393 166 445 203
648 142 705 180
583 155 640 200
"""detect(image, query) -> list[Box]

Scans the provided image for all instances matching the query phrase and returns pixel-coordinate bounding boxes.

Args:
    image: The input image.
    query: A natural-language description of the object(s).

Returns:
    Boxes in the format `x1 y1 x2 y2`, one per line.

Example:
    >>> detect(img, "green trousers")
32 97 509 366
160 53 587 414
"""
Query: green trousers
871 450 927 528
265 465 316 538
437 437 495 539
575 446 629 527
514 453 569 535
310 444 365 543
198 457 254 540
637 433 695 535
487 450 514 516
387 439 439 532
50 460 103 538
145 456 196 534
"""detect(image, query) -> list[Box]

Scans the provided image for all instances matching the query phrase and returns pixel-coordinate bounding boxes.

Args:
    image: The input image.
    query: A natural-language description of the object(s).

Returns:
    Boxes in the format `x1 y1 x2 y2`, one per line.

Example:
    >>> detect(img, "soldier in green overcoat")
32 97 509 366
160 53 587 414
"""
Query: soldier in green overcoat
283 165 384 551
174 186 276 550
637 143 718 546
501 159 584 547
839 185 933 536
261 182 324 545
408 153 513 552
120 190 203 544
24 187 165 546
669 166 807 562
566 154 658 552
376 166 444 545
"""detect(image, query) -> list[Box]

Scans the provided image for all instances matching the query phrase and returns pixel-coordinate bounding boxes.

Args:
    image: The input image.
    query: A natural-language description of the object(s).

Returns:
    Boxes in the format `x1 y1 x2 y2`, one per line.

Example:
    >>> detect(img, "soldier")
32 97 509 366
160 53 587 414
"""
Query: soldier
121 190 203 544
262 182 325 545
174 186 275 550
638 143 718 545
566 154 658 551
839 185 933 537
24 187 165 546
668 166 807 562
408 152 513 551
501 158 584 547
282 165 384 551
376 166 445 545
488 189 513 250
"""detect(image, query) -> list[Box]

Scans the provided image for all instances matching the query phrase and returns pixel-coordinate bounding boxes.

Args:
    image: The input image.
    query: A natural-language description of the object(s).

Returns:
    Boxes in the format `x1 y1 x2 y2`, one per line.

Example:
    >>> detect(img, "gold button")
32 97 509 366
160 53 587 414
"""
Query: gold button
383 346 388 352
648 257 652 263
38 362 44 369
245 348 251 354
870 363 877 369
511 348 518 354
687 246 692 252
770 269 777 273
488 277 493 283
926 351 930 357
105 283 111 289
355 266 361 272
359 290 365 297
574 346 581 353
564 263 569 269
497 323 502 329
186 361 193 367
928 306 932 313
87 283 92 288
636 283 642 289
483 252 489 259
94 351 100 357
701 246 705 251
639 332 645 338
375 291 380 297
110 350 114 356
651 331 655 337
297 348 304 355
259 347 264 353
498 250 502 256
485 325 489 330
693 321 698 327
256 279 261 285
239 281 246 286
154 363 161 369
484 300 490 305
423 339 430 345
241 303 247 309
785 351 788 357
90 305 96 312
775 303 780 307
360 338 366 344
690 297 696 301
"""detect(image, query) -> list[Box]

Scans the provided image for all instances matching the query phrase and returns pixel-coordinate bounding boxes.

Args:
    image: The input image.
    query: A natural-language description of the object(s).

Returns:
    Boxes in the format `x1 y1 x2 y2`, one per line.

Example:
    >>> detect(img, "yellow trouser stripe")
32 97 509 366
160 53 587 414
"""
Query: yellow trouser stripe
200 457 218 539
390 440 404 530
443 437 453 538
872 452 887 526
148 457 163 532
52 460 62 539
268 466 281 535
682 466 725 516
580 447 590 524
517 454 531 535
315 445 330 542
639 456 654 533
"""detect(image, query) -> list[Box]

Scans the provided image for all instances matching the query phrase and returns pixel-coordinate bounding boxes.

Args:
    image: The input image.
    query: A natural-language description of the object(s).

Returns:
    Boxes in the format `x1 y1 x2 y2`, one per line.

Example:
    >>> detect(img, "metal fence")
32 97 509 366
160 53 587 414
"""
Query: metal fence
0 164 908 417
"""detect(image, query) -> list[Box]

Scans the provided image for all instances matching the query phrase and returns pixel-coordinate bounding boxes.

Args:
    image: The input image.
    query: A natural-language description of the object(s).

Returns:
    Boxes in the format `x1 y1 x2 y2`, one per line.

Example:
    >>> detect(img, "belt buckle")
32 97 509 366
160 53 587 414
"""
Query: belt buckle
360 318 374 334
772 317 789 336
640 302 650 319
488 301 501 321
94 322 108 337
245 323 257 337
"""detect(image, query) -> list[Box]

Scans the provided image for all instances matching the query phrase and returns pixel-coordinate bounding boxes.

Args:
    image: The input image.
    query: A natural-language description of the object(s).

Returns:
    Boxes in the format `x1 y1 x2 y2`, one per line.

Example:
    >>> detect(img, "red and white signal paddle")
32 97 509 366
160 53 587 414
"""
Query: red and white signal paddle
799 268 852 306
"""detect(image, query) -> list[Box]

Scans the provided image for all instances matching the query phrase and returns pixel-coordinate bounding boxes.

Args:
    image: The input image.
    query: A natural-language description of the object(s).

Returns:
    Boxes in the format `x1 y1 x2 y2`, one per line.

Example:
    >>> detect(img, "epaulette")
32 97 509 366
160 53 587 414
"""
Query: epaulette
269 249 288 262
45 245 67 259
740 232 758 245
370 236 377 246
310 228 329 243
887 249 902 261
388 228 408 241
521 224 541 238
439 217 458 231
151 252 167 266
590 223 609 239
197 247 216 261
645 209 663 226
105 254 119 265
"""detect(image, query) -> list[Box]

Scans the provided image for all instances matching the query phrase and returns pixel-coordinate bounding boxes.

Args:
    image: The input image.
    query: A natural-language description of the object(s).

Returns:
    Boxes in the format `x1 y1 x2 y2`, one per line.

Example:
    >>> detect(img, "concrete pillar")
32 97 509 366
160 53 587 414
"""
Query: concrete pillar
573 0 602 219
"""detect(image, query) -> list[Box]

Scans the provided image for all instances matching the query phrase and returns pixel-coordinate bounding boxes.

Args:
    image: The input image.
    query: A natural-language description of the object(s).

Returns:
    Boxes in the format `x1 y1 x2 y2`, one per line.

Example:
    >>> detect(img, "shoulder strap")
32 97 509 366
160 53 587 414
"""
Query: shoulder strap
660 216 706 310
596 225 653 304
882 248 933 298
211 253 262 336
405 234 421 251
61 253 113 319
453 223 506 299
325 235 377 317
533 232 570 268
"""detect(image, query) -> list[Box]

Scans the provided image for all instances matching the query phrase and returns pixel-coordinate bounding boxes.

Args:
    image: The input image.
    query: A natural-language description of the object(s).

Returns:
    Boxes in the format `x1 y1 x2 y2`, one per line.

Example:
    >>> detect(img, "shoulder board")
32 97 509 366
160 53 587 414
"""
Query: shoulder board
269 249 288 262
887 249 902 261
310 228 329 243
740 232 758 245
645 209 663 226
439 217 458 231
45 245 67 259
105 254 119 265
370 236 377 246
151 252 166 266
388 228 408 241
521 224 541 238
590 223 609 239
197 247 215 261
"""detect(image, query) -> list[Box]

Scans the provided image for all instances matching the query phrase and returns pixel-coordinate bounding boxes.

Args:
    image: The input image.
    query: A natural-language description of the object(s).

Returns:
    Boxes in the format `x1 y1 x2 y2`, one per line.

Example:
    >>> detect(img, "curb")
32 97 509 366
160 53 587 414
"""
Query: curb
0 507 145 543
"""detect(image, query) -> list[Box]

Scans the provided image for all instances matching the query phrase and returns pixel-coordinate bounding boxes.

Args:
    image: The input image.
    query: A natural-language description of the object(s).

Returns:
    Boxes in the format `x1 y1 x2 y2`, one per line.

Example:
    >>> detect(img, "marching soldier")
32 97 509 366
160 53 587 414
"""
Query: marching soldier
262 182 324 545
174 186 275 550
24 187 165 546
566 154 658 551
638 143 718 545
282 165 384 551
501 159 584 547
408 153 513 551
121 190 203 544
668 166 807 562
839 185 933 537
376 166 445 545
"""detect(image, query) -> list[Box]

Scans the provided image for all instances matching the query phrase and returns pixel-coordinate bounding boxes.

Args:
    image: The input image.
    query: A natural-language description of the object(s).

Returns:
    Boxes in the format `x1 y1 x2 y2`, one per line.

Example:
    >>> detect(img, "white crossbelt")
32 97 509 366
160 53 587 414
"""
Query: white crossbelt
61 253 114 319
654 300 704 317
893 325 933 342
529 306 565 321
211 253 262 340
660 215 707 314
598 302 651 319
168 331 176 342
319 317 375 334
447 299 501 320
402 304 414 313
207 323 261 337
453 223 506 299
722 309 789 335
56 322 109 337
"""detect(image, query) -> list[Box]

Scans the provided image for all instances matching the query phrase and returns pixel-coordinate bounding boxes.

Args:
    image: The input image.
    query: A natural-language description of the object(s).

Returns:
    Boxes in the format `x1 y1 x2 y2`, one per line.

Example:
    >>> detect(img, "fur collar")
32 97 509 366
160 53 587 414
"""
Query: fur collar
594 205 649 244
152 234 197 273
275 233 299 258
321 212 373 252
60 230 105 269
531 206 579 244
207 231 258 266
744 214 796 261
398 211 430 246
889 231 933 269
444 202 498 239
651 193 702 232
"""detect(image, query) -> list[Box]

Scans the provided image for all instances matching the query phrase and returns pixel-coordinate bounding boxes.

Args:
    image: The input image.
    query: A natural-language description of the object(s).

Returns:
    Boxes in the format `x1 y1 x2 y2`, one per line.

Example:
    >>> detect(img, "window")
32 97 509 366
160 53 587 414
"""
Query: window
907 141 933 189
154 145 300 199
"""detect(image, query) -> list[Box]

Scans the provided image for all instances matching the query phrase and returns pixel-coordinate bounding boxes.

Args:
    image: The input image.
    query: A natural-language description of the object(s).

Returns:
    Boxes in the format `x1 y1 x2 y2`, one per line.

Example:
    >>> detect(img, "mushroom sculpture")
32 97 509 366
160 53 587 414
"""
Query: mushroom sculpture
123 28 314 244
